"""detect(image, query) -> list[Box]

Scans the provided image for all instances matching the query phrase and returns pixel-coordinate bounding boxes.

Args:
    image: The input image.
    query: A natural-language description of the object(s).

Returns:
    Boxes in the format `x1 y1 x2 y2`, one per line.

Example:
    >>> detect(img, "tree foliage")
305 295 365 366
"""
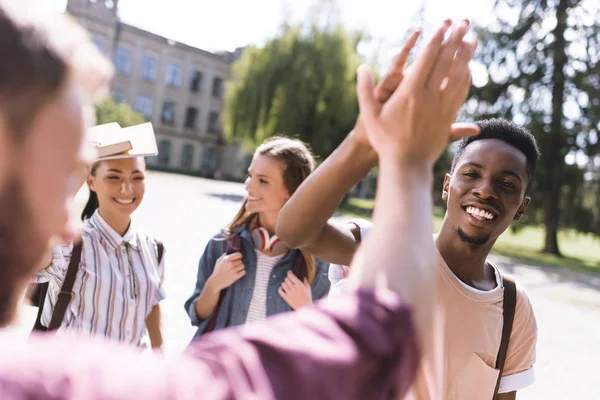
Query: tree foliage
467 0 600 254
95 98 145 128
222 24 361 158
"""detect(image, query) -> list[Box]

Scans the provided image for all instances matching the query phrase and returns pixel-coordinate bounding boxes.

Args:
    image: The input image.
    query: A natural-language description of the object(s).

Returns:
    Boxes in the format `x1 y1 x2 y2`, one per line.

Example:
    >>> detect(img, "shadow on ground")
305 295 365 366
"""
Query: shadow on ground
205 193 246 203
493 255 600 293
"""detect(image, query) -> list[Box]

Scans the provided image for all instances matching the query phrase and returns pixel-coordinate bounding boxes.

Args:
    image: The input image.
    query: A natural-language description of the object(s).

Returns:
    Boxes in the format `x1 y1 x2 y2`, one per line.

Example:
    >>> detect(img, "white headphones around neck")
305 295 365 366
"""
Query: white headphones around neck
251 226 289 255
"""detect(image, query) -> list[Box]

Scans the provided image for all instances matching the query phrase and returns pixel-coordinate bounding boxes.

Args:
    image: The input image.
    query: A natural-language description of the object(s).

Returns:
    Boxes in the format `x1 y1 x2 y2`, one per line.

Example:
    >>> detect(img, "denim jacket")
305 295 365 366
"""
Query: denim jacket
185 227 331 339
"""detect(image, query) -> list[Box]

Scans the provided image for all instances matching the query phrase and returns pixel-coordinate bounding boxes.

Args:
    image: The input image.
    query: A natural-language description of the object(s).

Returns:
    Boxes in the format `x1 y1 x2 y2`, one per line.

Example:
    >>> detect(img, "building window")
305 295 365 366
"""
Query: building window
181 144 194 168
190 71 203 93
185 107 198 129
201 147 216 169
161 101 176 125
114 48 131 75
92 38 105 53
165 63 182 87
158 140 171 166
111 89 125 103
207 111 220 133
141 56 157 81
134 95 152 119
211 77 223 98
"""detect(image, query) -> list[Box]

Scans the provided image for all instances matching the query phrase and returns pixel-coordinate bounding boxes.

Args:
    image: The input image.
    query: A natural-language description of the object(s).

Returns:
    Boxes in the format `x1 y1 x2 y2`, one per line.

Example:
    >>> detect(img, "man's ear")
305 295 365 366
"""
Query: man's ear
514 196 531 222
442 173 451 201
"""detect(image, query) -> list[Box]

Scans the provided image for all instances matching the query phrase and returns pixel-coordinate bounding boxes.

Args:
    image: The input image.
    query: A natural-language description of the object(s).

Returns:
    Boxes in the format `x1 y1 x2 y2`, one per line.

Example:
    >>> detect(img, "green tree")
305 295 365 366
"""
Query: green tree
95 98 145 127
467 0 600 255
222 23 361 157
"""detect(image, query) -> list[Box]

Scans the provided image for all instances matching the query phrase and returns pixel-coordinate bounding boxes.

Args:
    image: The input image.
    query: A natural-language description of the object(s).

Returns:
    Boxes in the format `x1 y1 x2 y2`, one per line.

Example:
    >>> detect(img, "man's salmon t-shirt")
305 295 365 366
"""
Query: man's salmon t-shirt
328 220 538 399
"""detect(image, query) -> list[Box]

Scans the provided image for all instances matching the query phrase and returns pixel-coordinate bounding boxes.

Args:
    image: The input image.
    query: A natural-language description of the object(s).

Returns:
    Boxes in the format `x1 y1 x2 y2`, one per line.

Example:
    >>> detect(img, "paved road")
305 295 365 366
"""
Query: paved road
8 171 599 399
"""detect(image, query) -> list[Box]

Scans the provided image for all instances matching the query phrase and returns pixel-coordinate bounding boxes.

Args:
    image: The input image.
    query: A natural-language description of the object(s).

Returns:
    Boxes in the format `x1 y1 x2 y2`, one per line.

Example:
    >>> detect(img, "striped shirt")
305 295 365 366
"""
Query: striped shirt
245 251 285 324
34 210 166 346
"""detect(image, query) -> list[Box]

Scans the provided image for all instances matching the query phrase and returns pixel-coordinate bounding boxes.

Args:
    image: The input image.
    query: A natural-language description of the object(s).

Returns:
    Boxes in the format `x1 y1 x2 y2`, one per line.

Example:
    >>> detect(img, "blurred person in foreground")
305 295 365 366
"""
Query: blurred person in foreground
0 1 476 398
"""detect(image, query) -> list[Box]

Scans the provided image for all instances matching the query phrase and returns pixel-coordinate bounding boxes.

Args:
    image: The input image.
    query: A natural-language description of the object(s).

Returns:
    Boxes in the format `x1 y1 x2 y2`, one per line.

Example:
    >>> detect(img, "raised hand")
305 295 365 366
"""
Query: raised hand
357 20 479 166
207 252 246 292
278 271 312 310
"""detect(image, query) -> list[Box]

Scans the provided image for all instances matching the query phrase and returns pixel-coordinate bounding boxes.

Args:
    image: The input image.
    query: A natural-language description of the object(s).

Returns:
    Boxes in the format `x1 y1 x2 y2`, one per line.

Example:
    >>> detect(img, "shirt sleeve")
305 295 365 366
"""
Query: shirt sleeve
0 288 419 400
499 283 538 393
31 242 73 284
185 288 420 400
183 235 223 330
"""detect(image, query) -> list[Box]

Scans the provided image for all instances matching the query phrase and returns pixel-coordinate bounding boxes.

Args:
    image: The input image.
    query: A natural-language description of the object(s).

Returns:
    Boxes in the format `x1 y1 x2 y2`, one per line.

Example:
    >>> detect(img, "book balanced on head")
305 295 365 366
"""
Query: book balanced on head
87 122 159 160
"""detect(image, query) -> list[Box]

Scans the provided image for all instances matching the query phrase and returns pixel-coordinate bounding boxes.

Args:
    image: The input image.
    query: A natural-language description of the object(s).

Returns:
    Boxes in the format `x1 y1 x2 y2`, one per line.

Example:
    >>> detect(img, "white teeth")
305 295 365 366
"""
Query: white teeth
466 206 494 220
115 198 134 205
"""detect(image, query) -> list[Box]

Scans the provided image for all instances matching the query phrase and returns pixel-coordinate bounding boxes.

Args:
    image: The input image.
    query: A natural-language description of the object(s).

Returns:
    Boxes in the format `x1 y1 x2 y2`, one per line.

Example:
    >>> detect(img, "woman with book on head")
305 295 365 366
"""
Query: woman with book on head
184 136 330 338
31 123 166 349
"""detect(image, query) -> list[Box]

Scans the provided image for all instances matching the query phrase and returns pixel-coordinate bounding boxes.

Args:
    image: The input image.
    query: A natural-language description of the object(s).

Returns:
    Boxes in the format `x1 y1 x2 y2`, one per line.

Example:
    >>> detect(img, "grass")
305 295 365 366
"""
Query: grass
338 197 600 274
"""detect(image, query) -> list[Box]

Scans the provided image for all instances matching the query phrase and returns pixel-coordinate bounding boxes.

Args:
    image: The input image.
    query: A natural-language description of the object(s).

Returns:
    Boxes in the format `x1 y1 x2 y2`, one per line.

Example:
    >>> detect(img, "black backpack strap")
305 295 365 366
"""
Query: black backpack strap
493 275 517 399
156 240 164 264
31 282 50 332
47 242 83 331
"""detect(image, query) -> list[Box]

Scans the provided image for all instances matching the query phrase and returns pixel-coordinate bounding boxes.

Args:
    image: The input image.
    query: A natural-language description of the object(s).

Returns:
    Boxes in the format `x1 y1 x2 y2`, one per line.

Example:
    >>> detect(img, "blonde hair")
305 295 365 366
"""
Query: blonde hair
225 136 317 283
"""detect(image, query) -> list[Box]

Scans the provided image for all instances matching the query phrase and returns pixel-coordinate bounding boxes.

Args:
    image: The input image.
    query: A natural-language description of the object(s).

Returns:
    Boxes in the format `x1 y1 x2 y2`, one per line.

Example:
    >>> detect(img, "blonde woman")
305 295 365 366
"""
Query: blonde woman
185 137 330 338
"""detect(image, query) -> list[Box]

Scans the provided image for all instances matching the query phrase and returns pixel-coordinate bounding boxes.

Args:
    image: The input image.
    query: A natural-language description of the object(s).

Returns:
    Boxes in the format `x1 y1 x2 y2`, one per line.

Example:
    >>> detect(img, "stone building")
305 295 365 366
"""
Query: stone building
66 0 246 180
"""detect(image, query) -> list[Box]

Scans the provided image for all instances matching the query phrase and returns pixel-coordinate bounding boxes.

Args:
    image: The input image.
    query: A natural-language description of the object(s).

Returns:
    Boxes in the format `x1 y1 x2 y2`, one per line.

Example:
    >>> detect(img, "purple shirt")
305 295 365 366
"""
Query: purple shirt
0 289 419 399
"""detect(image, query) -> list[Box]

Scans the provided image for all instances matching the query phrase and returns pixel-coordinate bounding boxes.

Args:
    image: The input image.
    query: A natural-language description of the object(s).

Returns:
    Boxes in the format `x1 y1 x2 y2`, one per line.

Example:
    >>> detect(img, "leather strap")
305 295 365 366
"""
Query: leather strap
47 242 83 331
156 240 164 264
493 275 517 399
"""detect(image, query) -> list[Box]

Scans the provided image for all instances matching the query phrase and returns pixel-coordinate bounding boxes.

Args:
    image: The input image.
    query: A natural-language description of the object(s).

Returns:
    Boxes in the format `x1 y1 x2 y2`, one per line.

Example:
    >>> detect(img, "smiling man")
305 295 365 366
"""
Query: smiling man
276 118 540 399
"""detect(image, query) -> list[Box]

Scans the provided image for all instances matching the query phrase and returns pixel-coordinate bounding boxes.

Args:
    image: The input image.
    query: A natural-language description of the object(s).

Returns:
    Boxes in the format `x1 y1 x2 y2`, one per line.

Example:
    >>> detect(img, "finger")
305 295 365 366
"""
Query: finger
374 30 421 102
234 270 246 280
303 277 310 288
232 264 246 274
445 40 476 97
448 67 472 112
449 122 480 142
281 280 294 294
278 287 291 302
427 19 470 90
228 260 244 269
226 252 244 261
286 271 303 285
409 19 452 87
356 65 383 133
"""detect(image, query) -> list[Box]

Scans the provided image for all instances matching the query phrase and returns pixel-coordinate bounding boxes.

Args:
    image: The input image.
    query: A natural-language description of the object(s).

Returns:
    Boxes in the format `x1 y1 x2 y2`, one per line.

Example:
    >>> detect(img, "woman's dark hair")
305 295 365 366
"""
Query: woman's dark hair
81 162 101 221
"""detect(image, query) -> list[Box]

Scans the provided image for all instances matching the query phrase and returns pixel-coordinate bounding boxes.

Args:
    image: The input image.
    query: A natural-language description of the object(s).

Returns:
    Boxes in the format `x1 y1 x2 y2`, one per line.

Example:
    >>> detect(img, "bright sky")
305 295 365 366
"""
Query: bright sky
52 0 494 56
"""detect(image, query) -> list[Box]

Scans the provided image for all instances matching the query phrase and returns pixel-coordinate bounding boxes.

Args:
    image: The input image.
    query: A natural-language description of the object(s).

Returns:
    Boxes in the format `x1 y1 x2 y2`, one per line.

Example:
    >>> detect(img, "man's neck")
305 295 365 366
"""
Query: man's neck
435 220 498 291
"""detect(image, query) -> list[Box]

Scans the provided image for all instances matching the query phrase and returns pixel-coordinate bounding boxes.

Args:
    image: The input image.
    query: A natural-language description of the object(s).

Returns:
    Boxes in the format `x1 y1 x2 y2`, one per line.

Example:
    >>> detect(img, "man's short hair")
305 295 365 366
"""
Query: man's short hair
450 118 541 193
0 0 113 141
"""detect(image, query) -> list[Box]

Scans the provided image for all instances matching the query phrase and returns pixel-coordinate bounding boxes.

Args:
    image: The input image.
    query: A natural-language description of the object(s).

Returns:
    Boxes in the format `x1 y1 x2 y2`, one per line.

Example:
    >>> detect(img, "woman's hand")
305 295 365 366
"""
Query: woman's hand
279 271 312 310
206 252 246 292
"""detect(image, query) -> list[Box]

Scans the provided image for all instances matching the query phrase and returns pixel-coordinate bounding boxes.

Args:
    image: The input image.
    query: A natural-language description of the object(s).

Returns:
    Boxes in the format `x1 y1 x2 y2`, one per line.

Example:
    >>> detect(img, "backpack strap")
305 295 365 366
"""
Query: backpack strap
205 234 241 333
493 275 517 399
31 282 50 332
47 242 83 331
292 250 308 282
156 240 164 264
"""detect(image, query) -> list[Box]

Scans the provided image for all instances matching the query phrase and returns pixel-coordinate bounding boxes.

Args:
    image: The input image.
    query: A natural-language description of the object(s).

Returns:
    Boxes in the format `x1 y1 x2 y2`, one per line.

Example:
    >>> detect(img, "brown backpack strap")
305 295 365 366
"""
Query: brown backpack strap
47 242 83 331
493 275 517 399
